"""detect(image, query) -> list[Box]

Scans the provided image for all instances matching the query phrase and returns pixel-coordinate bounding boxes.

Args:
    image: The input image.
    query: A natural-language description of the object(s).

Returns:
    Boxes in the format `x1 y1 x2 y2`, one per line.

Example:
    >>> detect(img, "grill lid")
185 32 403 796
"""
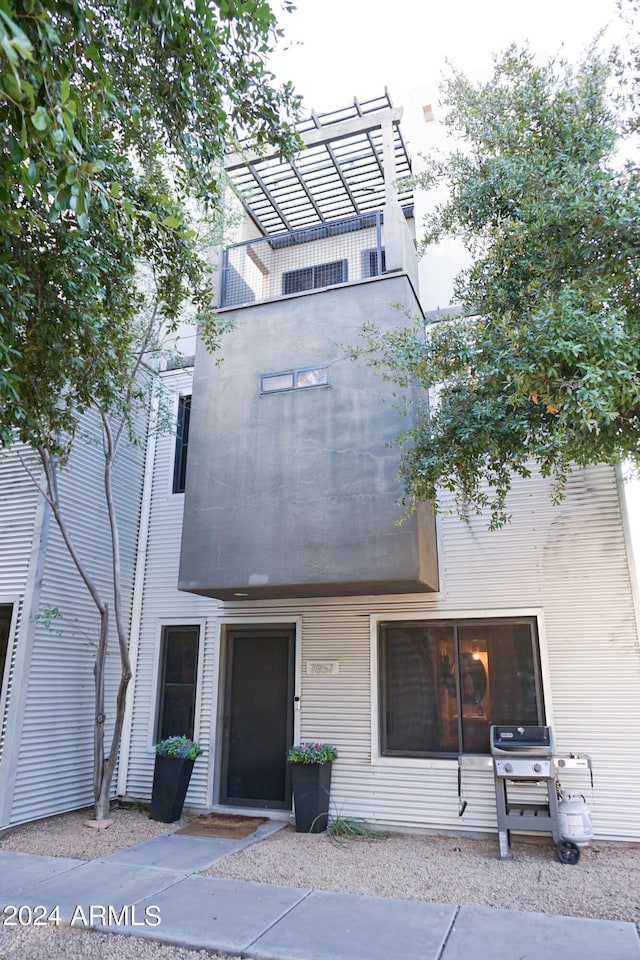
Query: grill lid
490 725 554 754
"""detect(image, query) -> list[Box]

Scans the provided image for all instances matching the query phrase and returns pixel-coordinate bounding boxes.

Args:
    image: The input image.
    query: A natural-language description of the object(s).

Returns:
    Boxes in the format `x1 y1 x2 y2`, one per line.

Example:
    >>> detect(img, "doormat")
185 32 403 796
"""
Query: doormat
175 813 269 839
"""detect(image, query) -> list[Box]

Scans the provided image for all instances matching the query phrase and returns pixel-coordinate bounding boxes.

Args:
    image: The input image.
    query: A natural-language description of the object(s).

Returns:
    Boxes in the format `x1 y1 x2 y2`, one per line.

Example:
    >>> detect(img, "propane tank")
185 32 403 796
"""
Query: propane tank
557 791 593 846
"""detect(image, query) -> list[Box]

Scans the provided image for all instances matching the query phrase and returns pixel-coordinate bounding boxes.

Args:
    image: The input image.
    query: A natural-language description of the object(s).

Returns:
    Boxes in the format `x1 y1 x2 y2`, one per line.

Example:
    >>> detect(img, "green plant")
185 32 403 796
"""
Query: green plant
287 742 338 764
155 736 203 761
110 798 150 813
354 44 640 529
328 814 389 844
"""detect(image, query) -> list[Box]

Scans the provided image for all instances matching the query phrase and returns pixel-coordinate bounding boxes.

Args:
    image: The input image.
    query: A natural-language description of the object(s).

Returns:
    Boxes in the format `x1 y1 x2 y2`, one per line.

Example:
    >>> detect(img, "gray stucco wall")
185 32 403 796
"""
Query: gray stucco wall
179 275 438 599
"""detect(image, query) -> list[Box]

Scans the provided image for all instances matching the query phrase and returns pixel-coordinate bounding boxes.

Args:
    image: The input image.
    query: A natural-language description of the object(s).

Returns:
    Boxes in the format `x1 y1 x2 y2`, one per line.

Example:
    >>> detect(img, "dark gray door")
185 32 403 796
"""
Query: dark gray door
220 626 295 808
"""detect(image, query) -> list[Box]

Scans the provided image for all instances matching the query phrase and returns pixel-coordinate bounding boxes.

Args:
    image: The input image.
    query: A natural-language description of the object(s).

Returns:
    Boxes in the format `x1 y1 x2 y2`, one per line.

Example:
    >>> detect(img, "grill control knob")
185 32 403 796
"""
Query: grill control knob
533 762 542 773
504 762 513 772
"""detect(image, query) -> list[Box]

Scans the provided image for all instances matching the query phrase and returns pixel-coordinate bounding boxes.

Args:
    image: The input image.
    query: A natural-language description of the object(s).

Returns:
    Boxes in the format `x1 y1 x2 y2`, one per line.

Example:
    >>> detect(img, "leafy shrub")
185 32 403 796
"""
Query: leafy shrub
287 742 338 764
155 736 203 760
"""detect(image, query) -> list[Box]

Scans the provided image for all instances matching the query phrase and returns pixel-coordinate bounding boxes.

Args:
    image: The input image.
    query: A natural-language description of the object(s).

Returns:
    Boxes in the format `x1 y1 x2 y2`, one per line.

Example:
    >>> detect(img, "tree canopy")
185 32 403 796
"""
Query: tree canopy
359 40 640 527
0 0 300 452
1 0 301 818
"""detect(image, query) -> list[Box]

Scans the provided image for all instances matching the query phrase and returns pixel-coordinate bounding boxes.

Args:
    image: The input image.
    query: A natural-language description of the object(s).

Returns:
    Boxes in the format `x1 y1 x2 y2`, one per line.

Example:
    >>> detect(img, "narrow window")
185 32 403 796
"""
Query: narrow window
172 395 191 494
157 625 200 741
379 618 543 757
363 248 386 277
0 604 12 693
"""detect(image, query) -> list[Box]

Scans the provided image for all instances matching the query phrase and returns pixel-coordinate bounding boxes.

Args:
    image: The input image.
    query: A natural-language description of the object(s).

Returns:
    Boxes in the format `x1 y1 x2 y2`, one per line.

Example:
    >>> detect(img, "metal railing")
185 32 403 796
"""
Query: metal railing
220 211 385 308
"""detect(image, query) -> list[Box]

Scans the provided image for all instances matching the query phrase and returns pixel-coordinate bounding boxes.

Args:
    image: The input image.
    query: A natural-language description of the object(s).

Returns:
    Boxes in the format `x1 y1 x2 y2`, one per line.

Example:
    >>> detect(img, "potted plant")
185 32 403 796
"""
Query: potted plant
149 735 203 823
287 742 338 833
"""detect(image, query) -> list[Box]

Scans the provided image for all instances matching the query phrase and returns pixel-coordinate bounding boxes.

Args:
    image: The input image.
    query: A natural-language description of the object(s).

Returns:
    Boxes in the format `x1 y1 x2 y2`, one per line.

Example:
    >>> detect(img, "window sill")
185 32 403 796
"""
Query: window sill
371 755 493 771
371 756 459 770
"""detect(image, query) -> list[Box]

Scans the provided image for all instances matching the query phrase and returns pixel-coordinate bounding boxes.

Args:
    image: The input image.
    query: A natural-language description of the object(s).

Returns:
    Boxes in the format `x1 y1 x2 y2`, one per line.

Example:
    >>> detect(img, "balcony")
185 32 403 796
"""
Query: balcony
180 95 438 601
220 212 386 309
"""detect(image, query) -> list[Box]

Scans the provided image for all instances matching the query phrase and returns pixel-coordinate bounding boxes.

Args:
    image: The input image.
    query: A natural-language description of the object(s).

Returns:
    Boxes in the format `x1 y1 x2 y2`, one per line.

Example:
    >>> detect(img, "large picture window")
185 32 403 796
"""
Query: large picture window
156 625 200 741
379 618 543 757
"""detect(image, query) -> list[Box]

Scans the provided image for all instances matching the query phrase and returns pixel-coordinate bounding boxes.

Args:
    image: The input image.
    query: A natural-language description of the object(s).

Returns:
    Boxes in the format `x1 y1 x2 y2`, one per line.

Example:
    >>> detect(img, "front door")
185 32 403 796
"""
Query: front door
220 626 295 809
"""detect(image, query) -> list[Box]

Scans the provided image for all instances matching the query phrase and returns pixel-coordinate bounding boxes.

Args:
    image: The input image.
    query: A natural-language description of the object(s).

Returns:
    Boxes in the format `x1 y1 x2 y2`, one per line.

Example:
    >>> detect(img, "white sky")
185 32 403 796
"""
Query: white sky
269 0 630 307
270 0 626 117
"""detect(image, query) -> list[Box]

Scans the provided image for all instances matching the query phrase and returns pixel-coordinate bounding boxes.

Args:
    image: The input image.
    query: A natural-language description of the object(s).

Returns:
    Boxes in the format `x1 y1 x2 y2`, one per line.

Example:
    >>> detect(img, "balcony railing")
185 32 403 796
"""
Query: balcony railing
220 211 385 309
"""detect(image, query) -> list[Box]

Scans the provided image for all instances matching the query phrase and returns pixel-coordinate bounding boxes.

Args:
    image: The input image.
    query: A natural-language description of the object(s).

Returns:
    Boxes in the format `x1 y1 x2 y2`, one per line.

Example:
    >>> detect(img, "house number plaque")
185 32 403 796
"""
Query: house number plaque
306 661 339 676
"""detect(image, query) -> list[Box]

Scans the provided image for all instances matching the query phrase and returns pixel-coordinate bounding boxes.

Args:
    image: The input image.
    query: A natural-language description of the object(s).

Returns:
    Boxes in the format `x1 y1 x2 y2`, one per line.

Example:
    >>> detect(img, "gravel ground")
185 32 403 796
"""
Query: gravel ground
1 807 639 958
0 804 191 861
205 825 640 923
0 924 243 960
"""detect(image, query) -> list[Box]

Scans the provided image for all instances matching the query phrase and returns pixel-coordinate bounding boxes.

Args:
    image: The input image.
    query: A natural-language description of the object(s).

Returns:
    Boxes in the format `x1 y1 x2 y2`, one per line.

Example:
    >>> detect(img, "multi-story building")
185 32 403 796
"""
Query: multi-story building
2 93 640 843
118 93 640 840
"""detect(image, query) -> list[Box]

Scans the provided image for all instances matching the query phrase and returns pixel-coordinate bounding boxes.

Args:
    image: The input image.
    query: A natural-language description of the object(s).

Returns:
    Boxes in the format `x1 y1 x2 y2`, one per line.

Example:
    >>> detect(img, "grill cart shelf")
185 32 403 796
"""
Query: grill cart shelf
490 725 591 865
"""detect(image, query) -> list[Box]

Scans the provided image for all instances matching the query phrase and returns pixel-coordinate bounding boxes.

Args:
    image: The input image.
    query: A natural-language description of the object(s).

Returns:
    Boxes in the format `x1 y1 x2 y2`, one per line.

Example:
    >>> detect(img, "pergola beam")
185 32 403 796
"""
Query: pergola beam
225 106 403 171
247 163 293 232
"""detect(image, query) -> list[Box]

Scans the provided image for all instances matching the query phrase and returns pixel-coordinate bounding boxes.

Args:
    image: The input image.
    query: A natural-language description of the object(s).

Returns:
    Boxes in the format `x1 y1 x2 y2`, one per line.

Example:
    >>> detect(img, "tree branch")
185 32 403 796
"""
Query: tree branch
35 446 107 616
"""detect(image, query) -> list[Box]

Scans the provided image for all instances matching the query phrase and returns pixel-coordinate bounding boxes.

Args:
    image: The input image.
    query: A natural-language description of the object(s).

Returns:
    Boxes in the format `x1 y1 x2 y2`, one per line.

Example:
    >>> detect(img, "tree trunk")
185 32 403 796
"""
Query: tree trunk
34 440 133 823
93 606 109 807
92 417 132 819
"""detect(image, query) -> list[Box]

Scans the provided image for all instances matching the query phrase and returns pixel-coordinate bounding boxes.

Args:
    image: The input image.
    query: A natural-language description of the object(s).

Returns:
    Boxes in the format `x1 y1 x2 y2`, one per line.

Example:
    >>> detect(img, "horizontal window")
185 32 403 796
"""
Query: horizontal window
282 259 348 295
379 618 543 757
261 366 329 394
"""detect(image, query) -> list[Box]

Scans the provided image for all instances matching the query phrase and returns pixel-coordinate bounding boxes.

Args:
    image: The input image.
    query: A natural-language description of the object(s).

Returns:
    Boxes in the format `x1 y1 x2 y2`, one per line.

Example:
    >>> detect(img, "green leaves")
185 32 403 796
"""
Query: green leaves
155 735 203 760
0 6 34 64
1 0 300 457
364 42 640 527
30 105 49 130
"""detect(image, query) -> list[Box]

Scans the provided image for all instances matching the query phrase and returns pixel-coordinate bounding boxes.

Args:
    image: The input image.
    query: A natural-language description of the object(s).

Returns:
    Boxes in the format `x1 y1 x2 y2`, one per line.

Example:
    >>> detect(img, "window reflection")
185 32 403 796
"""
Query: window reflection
380 619 542 756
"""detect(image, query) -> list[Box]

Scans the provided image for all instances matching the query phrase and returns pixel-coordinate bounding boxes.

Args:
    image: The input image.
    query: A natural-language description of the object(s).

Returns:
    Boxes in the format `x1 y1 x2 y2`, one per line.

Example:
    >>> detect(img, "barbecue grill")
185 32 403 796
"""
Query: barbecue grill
490 724 591 865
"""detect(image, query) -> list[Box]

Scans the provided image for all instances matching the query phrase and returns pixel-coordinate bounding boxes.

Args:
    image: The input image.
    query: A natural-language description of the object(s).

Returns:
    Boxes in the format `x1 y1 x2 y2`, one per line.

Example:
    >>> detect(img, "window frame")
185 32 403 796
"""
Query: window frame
155 623 202 743
363 247 386 278
172 394 191 495
370 610 550 765
260 365 330 395
0 601 16 708
281 259 348 296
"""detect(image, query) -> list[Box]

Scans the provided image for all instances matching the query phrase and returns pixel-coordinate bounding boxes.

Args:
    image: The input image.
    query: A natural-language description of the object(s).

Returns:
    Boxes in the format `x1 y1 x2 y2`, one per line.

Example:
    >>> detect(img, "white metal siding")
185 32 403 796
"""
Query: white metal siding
122 369 220 810
8 409 147 825
208 469 640 840
432 467 640 840
0 447 40 594
0 447 41 766
128 382 640 842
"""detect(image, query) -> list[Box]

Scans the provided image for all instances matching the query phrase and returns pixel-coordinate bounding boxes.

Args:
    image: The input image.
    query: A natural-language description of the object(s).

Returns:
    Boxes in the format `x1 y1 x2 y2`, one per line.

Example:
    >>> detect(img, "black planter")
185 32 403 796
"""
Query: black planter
149 755 195 823
290 761 333 833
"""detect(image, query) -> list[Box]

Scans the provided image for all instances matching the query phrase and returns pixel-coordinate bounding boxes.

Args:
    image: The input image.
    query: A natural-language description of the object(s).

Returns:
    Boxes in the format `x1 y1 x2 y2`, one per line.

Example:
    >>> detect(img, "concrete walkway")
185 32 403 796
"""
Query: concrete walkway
1 823 638 960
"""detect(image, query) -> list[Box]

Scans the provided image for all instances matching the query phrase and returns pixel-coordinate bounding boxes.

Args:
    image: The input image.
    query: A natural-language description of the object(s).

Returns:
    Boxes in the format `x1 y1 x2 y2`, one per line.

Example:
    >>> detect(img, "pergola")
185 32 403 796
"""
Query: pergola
224 90 414 237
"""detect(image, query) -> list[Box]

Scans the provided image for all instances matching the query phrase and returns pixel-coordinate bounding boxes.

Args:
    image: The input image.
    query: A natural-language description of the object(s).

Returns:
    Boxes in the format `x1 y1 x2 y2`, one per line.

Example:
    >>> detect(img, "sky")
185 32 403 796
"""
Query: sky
268 0 629 307
269 0 626 118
